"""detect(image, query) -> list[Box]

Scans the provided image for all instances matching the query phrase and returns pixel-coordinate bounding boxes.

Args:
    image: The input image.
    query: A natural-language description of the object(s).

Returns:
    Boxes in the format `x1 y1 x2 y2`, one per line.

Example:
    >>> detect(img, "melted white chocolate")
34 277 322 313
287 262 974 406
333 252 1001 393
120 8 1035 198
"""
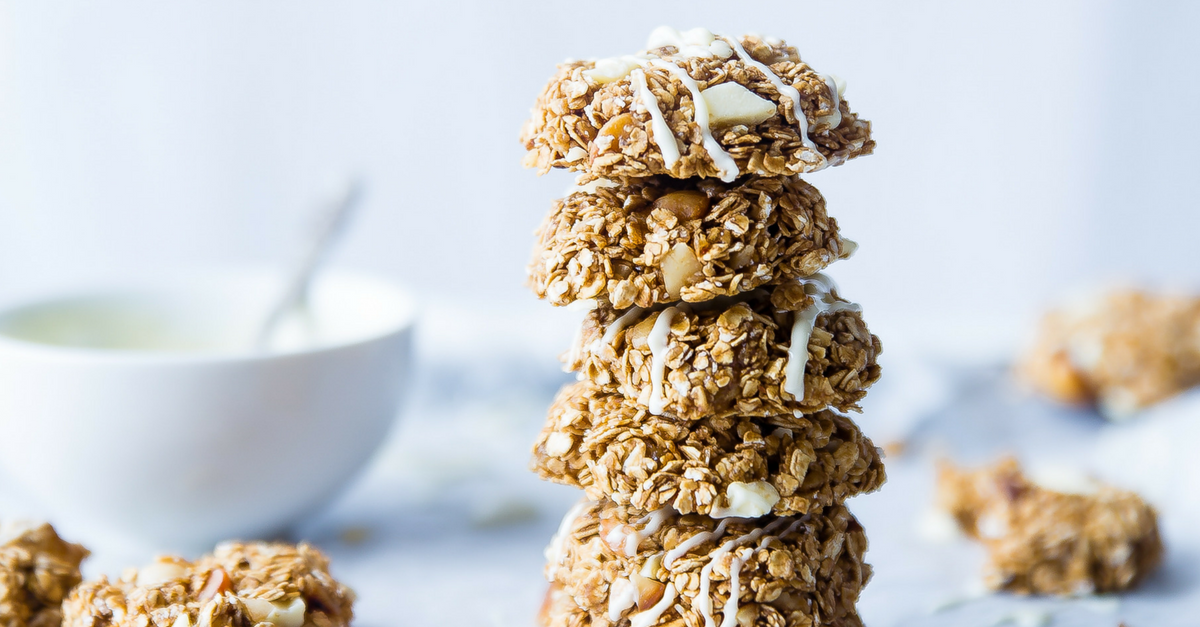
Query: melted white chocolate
663 519 730 567
645 58 739 182
721 35 825 169
782 273 861 399
546 501 588 568
647 307 682 415
631 68 681 168
629 583 677 627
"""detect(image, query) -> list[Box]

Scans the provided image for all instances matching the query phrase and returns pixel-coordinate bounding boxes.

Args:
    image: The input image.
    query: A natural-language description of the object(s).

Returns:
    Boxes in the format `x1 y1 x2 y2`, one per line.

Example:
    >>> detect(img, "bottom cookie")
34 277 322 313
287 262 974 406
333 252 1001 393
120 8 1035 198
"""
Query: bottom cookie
543 499 869 627
938 458 1163 596
64 541 354 627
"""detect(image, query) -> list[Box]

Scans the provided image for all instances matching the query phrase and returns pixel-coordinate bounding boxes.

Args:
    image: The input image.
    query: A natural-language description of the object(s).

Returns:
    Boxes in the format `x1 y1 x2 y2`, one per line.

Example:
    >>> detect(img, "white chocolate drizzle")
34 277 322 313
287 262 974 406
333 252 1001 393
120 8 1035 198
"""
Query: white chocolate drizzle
664 519 729 567
590 306 645 354
718 555 744 627
546 501 588 568
694 518 790 627
819 74 842 129
608 507 673 557
647 306 682 415
645 59 739 182
722 35 824 169
629 583 677 627
630 68 681 169
782 273 861 399
607 577 639 621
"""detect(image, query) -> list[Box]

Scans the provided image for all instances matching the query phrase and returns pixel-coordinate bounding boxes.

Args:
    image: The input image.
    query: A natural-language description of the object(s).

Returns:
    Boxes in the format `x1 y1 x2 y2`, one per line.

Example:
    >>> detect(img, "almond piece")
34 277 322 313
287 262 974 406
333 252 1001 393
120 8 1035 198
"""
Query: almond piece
652 190 710 222
660 243 704 299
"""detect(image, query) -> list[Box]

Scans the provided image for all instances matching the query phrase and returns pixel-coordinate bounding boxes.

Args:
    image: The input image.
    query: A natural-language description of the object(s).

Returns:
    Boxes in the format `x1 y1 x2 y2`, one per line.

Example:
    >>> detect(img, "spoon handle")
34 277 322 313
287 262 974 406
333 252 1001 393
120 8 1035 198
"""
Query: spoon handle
256 179 365 350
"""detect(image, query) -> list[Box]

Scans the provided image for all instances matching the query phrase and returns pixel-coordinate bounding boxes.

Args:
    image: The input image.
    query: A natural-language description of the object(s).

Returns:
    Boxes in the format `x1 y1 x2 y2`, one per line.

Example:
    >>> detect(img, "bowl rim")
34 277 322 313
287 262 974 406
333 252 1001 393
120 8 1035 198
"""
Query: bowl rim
0 267 418 364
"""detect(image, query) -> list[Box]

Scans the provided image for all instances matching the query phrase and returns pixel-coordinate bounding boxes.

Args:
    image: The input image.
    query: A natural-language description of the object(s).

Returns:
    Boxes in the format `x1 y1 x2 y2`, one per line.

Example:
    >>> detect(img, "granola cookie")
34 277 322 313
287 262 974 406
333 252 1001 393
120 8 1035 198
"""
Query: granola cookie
542 499 868 627
0 521 89 627
529 174 853 309
63 541 354 627
521 27 873 181
937 458 1163 596
532 382 885 518
1018 288 1200 419
565 278 881 421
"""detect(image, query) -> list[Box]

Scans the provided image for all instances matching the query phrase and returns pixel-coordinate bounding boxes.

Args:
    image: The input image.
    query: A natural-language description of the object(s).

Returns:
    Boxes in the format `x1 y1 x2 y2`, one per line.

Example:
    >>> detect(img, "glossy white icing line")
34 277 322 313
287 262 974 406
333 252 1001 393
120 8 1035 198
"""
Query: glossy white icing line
647 307 682 415
546 501 589 569
819 74 842 129
608 577 639 621
629 583 677 627
718 555 744 627
631 68 682 168
782 273 861 398
645 59 739 182
663 519 730 568
694 518 790 627
722 35 825 168
625 507 672 557
591 306 645 354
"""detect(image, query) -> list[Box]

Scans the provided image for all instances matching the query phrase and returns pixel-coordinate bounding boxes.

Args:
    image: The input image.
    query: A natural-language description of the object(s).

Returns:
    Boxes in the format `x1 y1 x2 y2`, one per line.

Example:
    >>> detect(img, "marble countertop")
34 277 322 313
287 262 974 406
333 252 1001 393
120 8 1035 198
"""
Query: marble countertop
2 310 1195 627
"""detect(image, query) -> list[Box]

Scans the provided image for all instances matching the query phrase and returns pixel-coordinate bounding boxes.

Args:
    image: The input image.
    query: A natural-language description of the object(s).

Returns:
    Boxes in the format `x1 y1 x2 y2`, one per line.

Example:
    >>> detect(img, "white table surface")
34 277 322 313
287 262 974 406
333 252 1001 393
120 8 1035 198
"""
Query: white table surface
1 309 1195 627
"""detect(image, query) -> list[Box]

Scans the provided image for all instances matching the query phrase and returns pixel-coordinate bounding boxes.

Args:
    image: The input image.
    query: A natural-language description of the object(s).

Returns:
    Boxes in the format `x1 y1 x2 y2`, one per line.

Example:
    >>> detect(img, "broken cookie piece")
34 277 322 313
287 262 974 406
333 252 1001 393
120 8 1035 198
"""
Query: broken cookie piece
63 541 353 627
1018 288 1200 419
0 521 89 627
937 458 1163 596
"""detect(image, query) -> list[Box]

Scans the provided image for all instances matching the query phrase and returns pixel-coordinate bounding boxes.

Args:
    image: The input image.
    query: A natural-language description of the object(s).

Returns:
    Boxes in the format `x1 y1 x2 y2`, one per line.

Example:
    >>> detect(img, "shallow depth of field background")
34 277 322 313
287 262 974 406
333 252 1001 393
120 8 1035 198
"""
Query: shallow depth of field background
3 2 1200 625
3 0 1199 354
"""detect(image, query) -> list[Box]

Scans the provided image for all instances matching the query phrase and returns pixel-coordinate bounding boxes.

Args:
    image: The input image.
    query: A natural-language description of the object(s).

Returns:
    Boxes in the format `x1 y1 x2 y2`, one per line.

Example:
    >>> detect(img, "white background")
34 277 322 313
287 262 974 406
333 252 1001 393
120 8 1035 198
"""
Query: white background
3 0 1199 353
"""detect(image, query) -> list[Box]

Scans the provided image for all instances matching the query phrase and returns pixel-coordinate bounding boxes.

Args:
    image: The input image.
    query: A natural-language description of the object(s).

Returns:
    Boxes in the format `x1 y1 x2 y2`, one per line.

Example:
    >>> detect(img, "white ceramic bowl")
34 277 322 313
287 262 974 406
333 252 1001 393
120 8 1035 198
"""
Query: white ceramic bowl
0 269 415 549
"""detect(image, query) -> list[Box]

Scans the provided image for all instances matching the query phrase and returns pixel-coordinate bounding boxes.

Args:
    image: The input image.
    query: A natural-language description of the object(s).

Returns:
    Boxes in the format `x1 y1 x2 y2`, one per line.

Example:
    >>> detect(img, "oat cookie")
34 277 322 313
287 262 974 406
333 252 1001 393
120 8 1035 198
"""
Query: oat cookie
532 382 884 518
566 279 881 421
522 27 873 181
1018 288 1200 419
938 458 1163 596
529 174 853 309
63 541 354 627
0 521 89 627
542 499 868 627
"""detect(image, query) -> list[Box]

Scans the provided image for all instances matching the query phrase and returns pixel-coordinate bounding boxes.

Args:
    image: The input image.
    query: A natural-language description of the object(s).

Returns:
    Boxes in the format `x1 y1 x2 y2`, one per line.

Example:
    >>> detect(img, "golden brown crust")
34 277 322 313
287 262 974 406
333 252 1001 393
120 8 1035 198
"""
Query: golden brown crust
0 523 89 627
63 542 354 627
532 382 884 517
521 35 873 180
566 286 881 421
544 499 868 627
529 174 851 309
938 458 1163 596
1018 289 1200 418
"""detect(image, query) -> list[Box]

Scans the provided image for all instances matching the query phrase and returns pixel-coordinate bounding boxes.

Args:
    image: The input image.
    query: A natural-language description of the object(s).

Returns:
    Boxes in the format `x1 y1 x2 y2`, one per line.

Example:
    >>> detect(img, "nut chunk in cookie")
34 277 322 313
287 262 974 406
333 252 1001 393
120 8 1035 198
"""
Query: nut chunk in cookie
937 458 1163 596
543 499 869 627
0 521 89 627
529 174 854 309
1018 288 1200 419
567 277 881 421
532 382 885 518
521 27 874 181
63 542 354 627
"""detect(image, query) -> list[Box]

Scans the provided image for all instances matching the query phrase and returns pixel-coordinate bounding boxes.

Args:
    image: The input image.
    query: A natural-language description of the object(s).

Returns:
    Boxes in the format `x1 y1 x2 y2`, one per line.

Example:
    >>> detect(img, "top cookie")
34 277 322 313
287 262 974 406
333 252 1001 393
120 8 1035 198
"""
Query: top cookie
521 27 874 181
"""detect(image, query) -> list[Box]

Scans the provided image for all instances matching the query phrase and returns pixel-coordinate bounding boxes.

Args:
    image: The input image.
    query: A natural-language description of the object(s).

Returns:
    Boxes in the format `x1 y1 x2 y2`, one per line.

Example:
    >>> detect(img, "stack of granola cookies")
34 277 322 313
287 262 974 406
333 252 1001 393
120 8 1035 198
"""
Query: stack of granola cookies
522 27 886 627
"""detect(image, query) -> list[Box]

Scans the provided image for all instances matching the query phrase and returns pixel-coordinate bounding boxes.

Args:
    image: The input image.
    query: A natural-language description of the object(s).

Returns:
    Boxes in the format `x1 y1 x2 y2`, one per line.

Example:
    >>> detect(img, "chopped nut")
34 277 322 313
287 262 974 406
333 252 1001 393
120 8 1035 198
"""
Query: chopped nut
660 243 704 300
702 82 778 128
630 572 665 611
197 568 231 603
651 190 710 221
